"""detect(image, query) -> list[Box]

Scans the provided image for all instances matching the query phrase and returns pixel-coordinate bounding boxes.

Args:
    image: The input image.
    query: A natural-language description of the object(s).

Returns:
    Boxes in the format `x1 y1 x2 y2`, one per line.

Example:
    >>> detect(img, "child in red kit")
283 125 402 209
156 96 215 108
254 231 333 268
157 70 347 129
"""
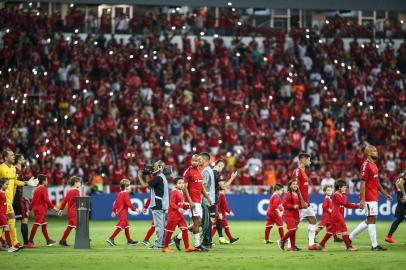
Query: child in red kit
27 174 59 247
58 176 81 246
162 177 193 253
264 184 284 244
141 196 156 246
0 178 19 252
317 180 360 252
278 180 301 252
106 179 140 246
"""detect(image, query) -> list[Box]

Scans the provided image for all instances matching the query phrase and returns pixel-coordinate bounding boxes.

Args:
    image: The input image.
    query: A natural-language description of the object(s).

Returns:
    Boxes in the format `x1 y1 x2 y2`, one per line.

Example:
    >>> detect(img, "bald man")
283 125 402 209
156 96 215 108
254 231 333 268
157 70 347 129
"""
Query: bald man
349 145 392 251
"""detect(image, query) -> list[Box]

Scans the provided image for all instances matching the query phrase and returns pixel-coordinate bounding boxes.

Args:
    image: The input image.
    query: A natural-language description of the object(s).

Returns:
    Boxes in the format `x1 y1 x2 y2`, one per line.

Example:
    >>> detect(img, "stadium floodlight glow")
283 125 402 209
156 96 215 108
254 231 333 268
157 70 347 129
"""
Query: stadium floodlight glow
236 52 241 57
75 29 79 34
359 101 363 106
72 94 77 99
64 115 68 120
67 129 71 134
191 67 196 72
228 2 233 6
325 20 330 24
171 26 176 30
187 56 192 61
130 54 134 59
140 45 144 49
6 29 10 33
94 41 98 45
204 106 209 111
200 32 205 36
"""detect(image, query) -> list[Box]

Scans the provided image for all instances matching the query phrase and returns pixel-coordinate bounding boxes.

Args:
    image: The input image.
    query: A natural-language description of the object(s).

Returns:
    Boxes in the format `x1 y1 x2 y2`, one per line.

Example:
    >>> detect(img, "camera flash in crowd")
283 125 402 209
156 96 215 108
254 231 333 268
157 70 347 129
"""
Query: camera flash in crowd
200 32 205 36
94 41 98 45
169 104 174 109
236 52 241 57
22 100 26 104
70 3 74 8
347 102 351 107
341 62 345 67
44 71 48 76
182 25 187 30
332 97 337 103
36 120 40 125
228 2 233 6
144 54 148 58
187 56 191 61
74 40 78 45
94 100 98 105
269 95 273 100
102 173 105 178
171 26 176 31
201 78 205 83
109 50 113 55
191 67 196 72
341 128 345 132
369 105 373 110
347 65 352 70
401 20 404 24
291 116 295 120
204 106 209 111
11 110 15 115
130 54 134 59
245 105 249 109
134 118 139 123
140 45 144 49
127 153 131 157
214 34 219 38
375 44 379 49
226 115 230 120
306 35 310 39
320 79 325 84
333 59 338 64
77 145 81 150
134 125 138 130
153 50 157 55
165 141 171 147
227 152 231 157
8 68 12 73
75 29 79 34
83 89 87 94
73 94 77 99
397 70 400 74
359 101 363 106
64 115 68 120
192 147 197 152
35 154 39 158
6 84 9 89
385 113 389 118
54 118 58 123
232 8 236 12
45 139 49 144
67 129 71 134
6 29 10 33
237 21 242 26
361 44 365 48
323 86 327 90
36 12 40 16
218 140 223 144
153 56 158 60
325 20 330 24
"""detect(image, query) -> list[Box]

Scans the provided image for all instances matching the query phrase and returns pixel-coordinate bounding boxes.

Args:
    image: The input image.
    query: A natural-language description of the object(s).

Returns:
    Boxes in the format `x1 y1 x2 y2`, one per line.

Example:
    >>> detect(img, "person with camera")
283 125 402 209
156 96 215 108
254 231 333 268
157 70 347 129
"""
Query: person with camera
138 160 170 249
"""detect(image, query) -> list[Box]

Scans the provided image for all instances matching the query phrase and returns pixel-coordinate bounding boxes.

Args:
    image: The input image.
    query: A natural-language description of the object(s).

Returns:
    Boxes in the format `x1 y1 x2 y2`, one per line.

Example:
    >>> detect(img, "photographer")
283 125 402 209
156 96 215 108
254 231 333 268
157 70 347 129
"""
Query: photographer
138 160 169 249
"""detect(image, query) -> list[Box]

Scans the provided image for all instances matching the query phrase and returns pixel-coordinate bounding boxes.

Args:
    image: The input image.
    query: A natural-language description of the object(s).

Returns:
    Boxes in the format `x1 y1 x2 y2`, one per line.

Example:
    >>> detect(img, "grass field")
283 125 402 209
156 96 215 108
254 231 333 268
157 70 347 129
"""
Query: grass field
2 219 406 269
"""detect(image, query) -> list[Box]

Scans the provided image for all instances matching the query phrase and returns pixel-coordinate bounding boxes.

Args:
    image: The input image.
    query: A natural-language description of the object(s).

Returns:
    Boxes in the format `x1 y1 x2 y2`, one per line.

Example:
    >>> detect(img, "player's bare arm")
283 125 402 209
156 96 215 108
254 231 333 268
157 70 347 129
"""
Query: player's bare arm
202 186 212 206
184 182 195 209
359 180 366 208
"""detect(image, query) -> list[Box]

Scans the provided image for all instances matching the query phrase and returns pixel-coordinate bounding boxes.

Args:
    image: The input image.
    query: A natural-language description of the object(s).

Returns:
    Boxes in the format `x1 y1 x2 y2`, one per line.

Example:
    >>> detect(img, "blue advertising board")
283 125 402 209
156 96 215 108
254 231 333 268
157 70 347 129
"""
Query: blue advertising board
91 193 399 221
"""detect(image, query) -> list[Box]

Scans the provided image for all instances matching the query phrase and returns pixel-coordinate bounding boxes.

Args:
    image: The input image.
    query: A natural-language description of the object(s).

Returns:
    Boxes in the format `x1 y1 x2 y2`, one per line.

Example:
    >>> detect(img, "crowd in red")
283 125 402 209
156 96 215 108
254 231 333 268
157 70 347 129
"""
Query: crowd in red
0 6 405 193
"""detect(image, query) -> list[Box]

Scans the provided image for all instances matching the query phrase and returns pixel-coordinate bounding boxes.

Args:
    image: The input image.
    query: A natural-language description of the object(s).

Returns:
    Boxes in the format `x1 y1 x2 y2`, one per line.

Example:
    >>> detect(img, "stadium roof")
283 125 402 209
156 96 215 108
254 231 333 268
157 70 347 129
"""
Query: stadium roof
11 0 406 11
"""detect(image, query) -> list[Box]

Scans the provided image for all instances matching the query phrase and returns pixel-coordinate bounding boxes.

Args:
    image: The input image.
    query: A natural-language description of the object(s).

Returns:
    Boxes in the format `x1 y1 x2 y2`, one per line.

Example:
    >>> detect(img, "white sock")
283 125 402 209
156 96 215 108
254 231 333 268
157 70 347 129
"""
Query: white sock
368 224 378 248
308 224 316 245
193 233 200 247
287 238 291 249
177 233 182 240
349 221 368 240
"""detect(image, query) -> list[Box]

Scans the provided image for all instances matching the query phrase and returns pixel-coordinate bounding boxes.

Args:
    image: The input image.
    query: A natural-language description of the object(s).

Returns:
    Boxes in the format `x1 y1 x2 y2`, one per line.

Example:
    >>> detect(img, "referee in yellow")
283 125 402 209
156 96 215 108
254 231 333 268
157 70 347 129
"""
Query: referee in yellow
0 150 37 247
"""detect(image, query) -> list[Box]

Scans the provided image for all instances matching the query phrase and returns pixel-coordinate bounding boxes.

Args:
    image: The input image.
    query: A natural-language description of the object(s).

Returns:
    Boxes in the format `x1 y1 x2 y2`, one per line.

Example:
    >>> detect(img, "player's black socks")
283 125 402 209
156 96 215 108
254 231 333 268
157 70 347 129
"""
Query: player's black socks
216 220 223 237
21 223 29 244
388 216 404 236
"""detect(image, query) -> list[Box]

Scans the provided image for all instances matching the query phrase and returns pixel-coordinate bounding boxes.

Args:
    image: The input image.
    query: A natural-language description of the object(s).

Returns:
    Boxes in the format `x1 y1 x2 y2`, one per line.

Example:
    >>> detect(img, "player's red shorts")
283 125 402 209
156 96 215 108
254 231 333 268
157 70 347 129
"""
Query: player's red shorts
68 213 77 228
327 220 348 234
266 215 283 227
33 210 47 225
318 219 330 227
165 217 187 232
115 213 129 229
284 216 299 230
0 214 8 227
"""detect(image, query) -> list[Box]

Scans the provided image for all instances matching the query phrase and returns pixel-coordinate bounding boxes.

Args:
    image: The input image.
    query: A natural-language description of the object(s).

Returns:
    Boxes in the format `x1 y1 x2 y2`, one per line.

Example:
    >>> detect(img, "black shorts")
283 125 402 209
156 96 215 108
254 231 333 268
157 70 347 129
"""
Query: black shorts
209 204 217 218
395 192 406 218
13 194 29 219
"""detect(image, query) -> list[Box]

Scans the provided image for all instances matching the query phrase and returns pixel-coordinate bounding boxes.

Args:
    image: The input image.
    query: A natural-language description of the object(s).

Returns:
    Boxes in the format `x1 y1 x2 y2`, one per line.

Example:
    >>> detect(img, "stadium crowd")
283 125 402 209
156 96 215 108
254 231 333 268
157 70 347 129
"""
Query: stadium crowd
0 6 405 193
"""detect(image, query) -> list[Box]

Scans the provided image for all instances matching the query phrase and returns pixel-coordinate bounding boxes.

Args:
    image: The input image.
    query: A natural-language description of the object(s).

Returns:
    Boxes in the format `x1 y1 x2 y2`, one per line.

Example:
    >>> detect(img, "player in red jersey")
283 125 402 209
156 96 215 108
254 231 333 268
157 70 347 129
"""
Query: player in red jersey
178 154 211 251
27 174 59 248
292 152 318 250
162 177 194 253
317 180 360 252
349 145 392 251
141 196 156 246
278 180 301 252
58 176 81 246
315 185 342 242
106 179 140 246
264 184 284 244
0 178 19 252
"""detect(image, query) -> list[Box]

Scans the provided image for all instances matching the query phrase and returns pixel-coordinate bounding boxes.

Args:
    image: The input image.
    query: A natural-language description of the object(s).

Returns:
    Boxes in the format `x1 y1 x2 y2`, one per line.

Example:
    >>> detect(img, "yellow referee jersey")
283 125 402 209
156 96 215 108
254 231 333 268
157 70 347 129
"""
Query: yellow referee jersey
0 163 24 213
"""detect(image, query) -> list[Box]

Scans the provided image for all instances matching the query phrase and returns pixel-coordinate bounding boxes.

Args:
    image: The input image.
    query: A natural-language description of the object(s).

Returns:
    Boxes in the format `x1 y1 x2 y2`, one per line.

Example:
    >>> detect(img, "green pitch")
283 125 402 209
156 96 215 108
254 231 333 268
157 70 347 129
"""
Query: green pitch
2 219 405 269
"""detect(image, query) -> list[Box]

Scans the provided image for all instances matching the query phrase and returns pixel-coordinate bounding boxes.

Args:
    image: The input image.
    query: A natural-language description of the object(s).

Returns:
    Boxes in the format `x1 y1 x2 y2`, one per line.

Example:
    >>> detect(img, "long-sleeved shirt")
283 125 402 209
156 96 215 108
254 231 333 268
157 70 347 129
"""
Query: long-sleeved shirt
331 192 359 223
321 196 333 223
112 191 136 216
266 193 283 217
168 189 189 220
0 163 25 208
29 186 54 213
282 191 300 220
59 188 80 216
